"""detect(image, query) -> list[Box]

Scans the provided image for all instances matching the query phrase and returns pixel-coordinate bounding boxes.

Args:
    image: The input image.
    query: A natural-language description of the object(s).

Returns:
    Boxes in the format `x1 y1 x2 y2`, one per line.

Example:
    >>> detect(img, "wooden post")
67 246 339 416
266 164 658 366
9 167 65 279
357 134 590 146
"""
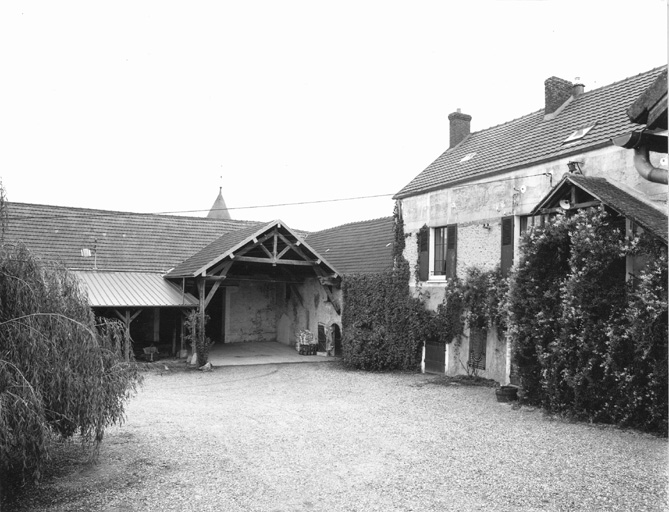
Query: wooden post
124 310 131 362
198 279 206 365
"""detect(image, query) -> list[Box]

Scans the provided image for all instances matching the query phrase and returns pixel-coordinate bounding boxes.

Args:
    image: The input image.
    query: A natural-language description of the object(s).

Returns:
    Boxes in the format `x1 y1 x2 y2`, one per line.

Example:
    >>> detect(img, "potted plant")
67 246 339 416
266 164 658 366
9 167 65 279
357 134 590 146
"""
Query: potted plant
495 385 519 402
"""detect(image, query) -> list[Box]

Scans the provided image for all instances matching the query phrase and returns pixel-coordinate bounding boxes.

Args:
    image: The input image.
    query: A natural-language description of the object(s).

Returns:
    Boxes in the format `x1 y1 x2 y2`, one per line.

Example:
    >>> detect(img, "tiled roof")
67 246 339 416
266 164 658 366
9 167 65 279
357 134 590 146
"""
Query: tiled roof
4 202 260 273
166 221 276 277
306 217 395 274
395 67 666 199
532 175 668 243
75 271 198 307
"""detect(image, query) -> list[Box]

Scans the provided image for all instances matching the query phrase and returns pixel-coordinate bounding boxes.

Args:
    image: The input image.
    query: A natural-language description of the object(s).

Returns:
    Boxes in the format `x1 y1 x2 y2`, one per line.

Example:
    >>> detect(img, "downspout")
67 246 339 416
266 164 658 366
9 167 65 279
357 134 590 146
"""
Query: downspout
632 145 668 184
611 130 668 184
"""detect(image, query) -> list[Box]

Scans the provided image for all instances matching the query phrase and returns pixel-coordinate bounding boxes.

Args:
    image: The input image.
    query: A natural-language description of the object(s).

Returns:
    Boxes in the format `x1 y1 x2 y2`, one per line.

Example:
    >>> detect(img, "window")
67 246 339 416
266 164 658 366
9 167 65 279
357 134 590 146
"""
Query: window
563 123 596 144
433 224 457 278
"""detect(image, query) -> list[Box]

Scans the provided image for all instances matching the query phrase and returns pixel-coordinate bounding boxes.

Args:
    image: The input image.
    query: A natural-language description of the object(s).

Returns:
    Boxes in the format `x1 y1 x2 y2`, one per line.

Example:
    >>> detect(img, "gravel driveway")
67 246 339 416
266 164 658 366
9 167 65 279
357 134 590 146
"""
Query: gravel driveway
10 362 667 512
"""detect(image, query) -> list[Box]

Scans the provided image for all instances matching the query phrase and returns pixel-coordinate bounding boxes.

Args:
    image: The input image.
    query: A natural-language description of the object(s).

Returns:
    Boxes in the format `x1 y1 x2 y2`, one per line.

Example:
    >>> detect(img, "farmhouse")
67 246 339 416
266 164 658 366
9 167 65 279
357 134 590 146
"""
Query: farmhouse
394 66 668 383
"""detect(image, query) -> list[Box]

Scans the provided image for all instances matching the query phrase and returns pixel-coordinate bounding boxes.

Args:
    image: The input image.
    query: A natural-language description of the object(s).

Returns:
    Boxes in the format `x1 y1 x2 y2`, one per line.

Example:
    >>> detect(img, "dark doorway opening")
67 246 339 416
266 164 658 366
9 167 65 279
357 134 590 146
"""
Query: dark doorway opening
332 324 342 356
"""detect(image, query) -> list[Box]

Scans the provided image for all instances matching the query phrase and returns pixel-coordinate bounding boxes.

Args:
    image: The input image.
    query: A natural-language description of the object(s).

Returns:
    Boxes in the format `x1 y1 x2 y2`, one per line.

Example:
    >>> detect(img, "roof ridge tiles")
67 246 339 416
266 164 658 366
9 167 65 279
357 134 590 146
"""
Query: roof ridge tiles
456 66 664 139
6 201 259 224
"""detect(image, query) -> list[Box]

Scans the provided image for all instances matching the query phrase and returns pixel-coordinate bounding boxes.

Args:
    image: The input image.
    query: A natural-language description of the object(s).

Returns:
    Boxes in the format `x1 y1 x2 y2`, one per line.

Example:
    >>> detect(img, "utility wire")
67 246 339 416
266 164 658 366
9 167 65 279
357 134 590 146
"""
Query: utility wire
154 193 396 216
5 192 397 221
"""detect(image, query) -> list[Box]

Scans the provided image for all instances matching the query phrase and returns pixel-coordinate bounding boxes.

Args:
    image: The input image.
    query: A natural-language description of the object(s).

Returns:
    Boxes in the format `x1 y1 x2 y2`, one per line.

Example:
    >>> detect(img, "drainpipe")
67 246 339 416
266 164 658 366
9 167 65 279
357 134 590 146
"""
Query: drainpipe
611 130 668 185
632 145 668 184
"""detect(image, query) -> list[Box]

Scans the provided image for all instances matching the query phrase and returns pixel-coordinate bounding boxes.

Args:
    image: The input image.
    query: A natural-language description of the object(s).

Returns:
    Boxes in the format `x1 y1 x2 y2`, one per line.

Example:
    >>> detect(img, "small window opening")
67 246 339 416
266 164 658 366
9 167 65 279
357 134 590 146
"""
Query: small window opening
563 123 596 144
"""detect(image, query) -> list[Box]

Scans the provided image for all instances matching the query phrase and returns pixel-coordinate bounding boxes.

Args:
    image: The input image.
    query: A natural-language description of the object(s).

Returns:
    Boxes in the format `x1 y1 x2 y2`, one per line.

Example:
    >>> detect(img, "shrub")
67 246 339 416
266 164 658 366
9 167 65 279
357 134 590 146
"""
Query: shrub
508 207 668 434
0 188 141 496
341 205 430 371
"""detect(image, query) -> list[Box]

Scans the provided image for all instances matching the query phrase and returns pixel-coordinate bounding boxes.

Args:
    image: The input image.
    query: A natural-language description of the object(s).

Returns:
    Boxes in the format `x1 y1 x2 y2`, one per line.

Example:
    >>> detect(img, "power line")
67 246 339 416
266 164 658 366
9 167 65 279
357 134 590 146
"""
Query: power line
5 192 397 221
154 193 396 215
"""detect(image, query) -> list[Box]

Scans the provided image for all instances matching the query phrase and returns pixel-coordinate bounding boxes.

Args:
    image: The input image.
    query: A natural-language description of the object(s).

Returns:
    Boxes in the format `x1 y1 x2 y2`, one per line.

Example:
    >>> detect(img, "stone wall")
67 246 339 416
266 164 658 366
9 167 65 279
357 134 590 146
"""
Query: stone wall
225 282 279 343
400 145 668 383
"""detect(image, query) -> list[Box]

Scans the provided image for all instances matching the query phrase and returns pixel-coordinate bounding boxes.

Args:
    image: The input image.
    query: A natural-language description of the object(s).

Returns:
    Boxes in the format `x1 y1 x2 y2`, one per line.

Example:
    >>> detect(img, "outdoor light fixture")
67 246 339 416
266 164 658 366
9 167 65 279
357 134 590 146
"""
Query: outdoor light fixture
567 161 583 174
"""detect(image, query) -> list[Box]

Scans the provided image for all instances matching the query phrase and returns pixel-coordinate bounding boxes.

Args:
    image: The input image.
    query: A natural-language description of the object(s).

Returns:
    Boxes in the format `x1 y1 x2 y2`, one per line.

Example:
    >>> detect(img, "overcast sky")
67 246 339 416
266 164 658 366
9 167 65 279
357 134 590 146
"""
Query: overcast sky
1 1 666 232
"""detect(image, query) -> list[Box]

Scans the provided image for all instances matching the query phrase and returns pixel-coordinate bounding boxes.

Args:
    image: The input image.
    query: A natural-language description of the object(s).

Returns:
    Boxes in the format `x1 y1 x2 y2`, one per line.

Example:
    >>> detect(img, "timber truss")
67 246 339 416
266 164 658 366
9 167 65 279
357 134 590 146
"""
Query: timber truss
165 220 341 314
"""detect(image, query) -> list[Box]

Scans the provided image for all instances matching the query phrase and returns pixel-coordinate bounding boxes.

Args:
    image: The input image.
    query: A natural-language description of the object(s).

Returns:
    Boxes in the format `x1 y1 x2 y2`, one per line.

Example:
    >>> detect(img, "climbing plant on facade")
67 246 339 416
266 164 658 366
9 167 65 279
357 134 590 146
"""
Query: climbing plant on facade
507 207 667 434
341 203 431 371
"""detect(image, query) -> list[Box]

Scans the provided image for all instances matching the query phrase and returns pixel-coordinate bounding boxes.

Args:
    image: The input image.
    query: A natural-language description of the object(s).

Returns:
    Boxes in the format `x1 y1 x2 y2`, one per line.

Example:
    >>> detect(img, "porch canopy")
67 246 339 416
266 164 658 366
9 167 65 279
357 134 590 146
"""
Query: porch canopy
531 174 668 243
164 219 341 313
75 271 198 308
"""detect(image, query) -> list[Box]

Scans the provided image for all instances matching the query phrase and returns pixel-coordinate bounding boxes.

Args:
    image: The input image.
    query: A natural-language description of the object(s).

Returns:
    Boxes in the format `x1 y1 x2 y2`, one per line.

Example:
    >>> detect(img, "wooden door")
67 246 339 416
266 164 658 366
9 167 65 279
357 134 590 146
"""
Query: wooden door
425 341 445 374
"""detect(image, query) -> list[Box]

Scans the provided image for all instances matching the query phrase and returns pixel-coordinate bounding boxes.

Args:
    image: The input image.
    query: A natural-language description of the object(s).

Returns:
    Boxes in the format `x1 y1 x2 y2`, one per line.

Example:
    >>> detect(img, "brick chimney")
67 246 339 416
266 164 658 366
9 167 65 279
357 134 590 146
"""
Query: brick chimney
448 108 472 148
544 76 573 116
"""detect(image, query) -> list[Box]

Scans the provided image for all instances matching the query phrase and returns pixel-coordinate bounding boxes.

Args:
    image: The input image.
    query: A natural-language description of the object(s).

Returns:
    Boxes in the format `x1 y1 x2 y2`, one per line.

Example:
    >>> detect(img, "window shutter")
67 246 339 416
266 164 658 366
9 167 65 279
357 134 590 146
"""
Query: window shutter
418 225 429 281
501 217 514 277
445 224 457 278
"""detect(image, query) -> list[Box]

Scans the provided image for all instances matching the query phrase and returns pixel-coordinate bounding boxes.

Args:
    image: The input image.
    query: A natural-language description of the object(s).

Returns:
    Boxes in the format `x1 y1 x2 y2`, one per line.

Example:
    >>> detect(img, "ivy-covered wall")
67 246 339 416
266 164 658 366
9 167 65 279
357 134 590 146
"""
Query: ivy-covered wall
340 207 431 371
508 208 668 435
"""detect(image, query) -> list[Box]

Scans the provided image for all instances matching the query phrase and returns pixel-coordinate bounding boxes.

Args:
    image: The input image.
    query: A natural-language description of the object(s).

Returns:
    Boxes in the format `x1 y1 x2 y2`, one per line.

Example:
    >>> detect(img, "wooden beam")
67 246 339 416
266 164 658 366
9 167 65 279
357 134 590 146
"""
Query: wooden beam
235 255 316 266
259 242 273 259
277 233 309 260
322 286 341 315
204 280 221 309
276 245 292 260
209 260 233 277
571 200 602 209
289 284 304 307
235 231 275 258
113 308 142 323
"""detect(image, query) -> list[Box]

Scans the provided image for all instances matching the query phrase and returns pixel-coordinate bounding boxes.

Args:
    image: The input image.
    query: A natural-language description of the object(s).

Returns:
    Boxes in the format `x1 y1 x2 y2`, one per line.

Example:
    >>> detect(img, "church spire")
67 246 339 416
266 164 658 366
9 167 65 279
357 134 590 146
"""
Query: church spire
207 187 231 220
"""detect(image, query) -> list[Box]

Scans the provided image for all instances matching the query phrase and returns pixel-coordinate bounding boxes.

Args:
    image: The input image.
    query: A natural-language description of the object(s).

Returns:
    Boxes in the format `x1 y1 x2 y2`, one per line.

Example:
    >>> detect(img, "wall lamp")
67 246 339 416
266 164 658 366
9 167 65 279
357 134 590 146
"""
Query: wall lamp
567 161 584 174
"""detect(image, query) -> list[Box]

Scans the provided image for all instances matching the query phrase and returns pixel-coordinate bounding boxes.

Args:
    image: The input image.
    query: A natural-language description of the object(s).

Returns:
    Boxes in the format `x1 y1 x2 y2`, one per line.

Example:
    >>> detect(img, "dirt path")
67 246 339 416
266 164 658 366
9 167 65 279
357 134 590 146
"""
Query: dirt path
8 363 668 512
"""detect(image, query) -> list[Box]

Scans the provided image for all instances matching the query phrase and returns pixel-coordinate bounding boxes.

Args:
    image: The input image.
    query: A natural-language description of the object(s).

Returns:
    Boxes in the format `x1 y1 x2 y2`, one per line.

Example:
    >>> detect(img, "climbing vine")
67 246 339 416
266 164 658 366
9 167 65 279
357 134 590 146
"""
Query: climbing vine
507 207 667 434
341 203 431 371
433 267 508 345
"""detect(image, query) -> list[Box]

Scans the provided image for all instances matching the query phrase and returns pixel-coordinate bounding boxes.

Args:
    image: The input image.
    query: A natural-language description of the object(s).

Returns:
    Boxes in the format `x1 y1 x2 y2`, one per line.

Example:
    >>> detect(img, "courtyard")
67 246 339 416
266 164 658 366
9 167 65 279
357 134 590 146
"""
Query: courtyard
11 362 667 512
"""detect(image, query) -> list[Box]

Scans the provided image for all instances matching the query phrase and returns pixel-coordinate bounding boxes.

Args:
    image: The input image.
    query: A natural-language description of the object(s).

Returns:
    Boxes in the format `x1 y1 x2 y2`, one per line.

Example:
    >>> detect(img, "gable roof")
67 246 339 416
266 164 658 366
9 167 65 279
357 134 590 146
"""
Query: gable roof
531 174 668 243
306 217 395 274
3 202 260 273
165 219 339 278
395 66 666 199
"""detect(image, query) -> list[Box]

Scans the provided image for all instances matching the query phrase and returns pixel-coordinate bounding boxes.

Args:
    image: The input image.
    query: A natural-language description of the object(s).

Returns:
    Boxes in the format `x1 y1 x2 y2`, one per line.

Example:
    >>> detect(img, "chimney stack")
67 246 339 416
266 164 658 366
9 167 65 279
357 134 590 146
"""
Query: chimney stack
572 77 585 97
448 108 472 148
544 76 573 116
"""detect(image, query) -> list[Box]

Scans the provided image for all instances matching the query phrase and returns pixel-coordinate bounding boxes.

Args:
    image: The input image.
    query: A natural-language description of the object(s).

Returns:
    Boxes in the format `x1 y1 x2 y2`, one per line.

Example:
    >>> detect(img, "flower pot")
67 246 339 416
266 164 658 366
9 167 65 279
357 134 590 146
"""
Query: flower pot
495 385 518 403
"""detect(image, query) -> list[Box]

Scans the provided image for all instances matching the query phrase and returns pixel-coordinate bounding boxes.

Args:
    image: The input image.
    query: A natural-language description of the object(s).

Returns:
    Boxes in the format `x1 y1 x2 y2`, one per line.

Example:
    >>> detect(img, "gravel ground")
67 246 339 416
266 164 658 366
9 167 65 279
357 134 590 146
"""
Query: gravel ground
8 362 668 512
